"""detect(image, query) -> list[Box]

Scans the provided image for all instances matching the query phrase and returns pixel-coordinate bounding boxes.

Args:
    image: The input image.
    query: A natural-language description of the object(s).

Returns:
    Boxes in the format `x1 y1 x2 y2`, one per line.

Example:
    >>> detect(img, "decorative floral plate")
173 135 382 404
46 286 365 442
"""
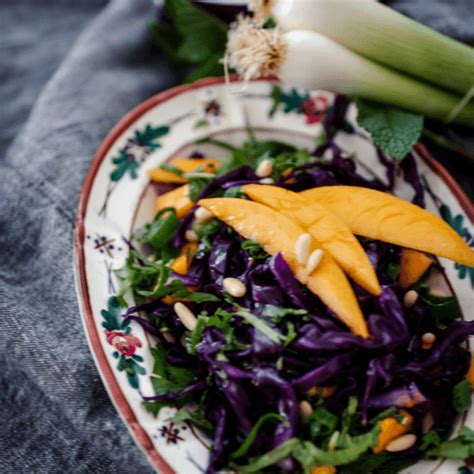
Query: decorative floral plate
74 77 473 473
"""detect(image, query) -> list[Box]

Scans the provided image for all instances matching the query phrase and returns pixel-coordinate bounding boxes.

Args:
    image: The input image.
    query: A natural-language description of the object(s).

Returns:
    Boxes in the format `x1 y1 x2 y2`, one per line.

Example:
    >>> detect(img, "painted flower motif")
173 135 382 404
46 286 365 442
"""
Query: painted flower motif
105 330 142 356
301 96 330 124
194 89 223 128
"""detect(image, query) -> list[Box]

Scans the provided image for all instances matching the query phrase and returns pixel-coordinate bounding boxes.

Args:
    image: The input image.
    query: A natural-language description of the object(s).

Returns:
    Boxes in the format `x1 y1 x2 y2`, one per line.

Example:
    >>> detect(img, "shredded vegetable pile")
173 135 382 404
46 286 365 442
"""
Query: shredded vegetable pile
117 97 473 473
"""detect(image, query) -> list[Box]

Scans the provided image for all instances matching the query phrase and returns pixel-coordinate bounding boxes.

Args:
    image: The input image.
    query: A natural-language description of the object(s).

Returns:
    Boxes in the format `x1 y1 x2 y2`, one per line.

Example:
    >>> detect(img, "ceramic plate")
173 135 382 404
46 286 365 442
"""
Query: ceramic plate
74 77 473 473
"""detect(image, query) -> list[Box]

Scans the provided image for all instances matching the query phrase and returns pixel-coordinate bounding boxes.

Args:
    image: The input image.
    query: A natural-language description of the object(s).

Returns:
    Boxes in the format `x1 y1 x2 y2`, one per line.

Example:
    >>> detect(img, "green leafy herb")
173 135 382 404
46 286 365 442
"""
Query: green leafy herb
166 408 214 431
427 427 474 460
418 285 462 329
420 430 442 451
235 309 281 343
159 163 184 176
149 0 227 83
144 345 197 416
192 219 222 239
292 427 379 467
356 100 424 160
308 404 339 441
188 177 210 202
242 240 270 259
452 379 471 413
141 208 180 252
231 438 299 473
223 186 246 199
231 413 288 459
386 263 400 281
272 149 314 178
261 305 309 321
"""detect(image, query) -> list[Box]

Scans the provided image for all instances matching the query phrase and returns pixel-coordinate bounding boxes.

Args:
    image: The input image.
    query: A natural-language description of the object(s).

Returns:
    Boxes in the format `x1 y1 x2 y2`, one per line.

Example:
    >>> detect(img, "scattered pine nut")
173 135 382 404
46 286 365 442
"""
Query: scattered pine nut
255 159 273 178
422 413 434 434
194 206 214 223
295 233 312 265
306 249 324 274
403 290 418 308
223 277 247 298
385 434 417 452
173 302 197 331
299 400 313 423
162 331 175 344
185 229 199 242
259 177 274 184
328 430 340 452
421 332 436 350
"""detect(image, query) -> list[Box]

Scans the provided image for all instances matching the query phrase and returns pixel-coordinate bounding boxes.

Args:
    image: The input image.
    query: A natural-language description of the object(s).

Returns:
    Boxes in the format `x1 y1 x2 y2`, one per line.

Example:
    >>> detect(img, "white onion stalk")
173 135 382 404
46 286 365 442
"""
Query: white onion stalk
226 20 474 126
249 0 474 96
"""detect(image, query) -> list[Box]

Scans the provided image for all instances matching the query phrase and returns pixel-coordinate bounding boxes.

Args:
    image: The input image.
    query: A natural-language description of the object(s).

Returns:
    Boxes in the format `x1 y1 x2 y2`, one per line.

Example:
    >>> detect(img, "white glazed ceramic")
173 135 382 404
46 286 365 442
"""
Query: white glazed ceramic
74 77 473 473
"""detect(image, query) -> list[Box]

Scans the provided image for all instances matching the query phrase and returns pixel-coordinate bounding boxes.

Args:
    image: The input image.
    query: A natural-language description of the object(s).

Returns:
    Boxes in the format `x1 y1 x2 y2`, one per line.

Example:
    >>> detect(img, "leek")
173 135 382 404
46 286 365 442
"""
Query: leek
226 20 474 126
250 0 474 95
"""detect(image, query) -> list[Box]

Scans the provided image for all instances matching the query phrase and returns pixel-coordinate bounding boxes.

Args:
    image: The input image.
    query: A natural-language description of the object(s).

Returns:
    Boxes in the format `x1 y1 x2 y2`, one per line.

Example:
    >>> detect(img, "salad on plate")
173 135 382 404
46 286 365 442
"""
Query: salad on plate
116 97 474 473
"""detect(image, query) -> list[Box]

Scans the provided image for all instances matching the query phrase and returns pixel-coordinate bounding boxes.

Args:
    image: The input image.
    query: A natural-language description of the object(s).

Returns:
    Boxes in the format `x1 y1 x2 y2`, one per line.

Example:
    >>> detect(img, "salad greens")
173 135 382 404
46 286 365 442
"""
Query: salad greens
117 96 473 473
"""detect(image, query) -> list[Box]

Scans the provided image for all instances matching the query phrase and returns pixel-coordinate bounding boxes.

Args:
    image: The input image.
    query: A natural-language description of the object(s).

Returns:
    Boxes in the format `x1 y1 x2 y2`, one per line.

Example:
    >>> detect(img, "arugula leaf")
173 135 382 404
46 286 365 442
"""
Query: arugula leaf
419 286 462 329
452 379 471 413
308 405 339 442
231 438 299 473
188 177 210 202
292 427 379 467
261 305 308 321
427 427 474 460
223 186 246 199
386 263 400 281
144 345 197 416
356 100 424 160
231 413 288 459
192 219 222 240
242 240 269 259
420 430 442 451
166 408 214 431
150 0 227 82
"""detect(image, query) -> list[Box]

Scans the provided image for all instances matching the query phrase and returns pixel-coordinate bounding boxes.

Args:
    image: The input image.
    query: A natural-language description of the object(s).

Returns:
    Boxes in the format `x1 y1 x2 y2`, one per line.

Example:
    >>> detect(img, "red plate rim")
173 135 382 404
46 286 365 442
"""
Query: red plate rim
73 75 473 473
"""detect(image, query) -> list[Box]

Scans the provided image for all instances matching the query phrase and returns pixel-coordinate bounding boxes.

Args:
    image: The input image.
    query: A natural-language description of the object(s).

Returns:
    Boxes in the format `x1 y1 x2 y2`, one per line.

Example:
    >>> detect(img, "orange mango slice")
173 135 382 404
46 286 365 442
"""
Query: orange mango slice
171 243 198 275
399 249 433 289
301 186 474 267
243 184 381 295
156 184 193 218
149 158 219 184
310 467 336 474
373 410 413 454
466 358 474 390
199 198 369 338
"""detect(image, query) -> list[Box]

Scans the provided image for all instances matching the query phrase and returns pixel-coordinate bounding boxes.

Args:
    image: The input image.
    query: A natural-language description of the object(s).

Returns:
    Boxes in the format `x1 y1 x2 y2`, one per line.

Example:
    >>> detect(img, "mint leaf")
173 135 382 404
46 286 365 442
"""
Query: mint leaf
452 379 471 413
356 100 424 160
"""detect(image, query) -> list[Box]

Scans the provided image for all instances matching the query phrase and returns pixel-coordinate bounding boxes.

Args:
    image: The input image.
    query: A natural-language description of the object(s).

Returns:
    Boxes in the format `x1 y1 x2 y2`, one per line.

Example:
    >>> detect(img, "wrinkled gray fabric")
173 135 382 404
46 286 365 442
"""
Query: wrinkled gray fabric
0 0 471 472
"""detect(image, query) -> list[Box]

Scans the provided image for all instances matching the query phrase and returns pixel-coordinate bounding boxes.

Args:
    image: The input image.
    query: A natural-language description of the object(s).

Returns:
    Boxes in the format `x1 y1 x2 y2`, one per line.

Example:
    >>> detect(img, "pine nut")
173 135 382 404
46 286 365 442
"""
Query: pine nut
173 302 197 331
162 331 175 344
255 159 273 178
385 434 417 452
306 249 324 274
223 277 247 298
403 290 418 308
328 430 339 452
185 229 199 242
422 413 434 434
259 177 274 184
299 400 313 423
295 233 312 265
421 332 436 349
194 206 213 223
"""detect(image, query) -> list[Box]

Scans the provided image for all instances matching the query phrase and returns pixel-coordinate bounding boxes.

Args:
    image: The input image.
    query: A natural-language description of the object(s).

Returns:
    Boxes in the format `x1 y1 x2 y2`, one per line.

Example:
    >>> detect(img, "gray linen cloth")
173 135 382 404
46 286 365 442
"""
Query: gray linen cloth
0 0 472 472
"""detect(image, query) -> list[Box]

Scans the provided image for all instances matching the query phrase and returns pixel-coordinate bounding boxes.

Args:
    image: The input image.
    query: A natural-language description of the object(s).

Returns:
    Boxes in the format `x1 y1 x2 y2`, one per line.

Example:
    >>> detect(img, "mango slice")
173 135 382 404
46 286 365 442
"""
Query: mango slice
243 184 381 295
156 184 193 218
466 358 474 390
373 410 413 454
149 158 219 184
199 198 369 338
301 186 474 267
171 242 198 275
399 249 433 289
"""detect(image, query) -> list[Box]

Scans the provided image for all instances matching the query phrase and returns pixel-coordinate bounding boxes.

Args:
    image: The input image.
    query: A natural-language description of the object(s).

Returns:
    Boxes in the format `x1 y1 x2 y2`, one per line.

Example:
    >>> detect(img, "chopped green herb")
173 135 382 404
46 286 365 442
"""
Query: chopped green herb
160 163 184 176
141 208 180 251
452 379 471 413
166 408 214 431
427 427 474 460
242 240 269 259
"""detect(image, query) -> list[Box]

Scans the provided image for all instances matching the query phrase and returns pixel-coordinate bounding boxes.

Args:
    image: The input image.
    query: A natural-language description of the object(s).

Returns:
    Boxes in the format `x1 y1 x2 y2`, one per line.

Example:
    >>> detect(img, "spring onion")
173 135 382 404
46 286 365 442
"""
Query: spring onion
226 19 474 126
249 0 474 95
